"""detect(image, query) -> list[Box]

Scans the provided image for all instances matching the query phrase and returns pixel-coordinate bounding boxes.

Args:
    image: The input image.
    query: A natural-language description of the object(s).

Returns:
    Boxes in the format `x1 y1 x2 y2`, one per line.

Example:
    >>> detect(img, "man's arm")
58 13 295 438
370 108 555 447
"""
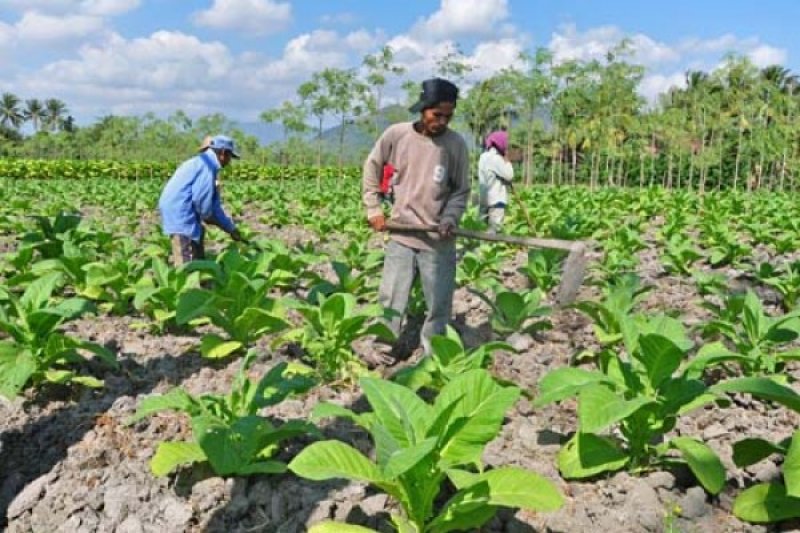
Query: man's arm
440 139 471 228
363 128 393 229
487 153 514 183
191 168 236 234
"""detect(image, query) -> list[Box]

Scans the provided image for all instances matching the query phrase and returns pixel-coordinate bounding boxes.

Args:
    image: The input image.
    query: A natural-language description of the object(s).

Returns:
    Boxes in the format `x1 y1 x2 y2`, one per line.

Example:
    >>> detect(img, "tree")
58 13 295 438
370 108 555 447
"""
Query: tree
260 100 310 165
42 98 68 132
24 99 45 132
298 77 332 183
435 44 474 86
0 92 24 130
299 67 369 177
362 45 406 137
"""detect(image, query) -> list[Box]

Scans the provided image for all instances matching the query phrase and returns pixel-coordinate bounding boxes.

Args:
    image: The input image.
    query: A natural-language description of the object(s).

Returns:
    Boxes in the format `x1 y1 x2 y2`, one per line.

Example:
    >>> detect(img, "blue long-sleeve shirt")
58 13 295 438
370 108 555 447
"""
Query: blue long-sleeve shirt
158 151 236 241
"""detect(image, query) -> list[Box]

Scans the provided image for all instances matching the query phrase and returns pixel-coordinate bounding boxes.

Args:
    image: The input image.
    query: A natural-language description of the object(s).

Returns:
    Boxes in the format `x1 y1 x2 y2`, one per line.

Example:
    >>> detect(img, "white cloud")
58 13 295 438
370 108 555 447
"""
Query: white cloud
193 0 292 35
16 31 235 118
412 0 509 40
549 24 680 66
639 72 686 103
747 44 787 67
248 29 382 85
470 38 526 77
15 11 106 42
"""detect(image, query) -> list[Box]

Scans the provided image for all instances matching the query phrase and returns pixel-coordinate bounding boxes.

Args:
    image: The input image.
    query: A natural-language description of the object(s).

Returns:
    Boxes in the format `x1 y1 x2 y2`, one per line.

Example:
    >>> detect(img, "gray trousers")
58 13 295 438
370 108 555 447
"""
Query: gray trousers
378 239 457 354
479 205 506 234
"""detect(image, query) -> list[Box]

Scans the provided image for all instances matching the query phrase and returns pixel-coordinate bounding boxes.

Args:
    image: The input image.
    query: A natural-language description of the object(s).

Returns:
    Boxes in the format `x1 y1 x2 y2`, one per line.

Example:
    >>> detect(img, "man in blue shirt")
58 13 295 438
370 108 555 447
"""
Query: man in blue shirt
158 134 243 266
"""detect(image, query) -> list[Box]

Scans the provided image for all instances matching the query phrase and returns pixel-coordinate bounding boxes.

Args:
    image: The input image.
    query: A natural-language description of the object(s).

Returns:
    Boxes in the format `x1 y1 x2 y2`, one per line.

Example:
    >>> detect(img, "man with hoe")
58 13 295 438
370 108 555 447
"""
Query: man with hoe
159 134 244 266
362 78 470 361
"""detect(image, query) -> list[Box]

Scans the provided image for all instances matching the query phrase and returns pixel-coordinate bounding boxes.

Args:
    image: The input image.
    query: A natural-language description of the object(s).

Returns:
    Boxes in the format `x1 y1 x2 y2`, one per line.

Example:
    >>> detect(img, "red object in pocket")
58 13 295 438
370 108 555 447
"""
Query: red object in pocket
381 163 395 194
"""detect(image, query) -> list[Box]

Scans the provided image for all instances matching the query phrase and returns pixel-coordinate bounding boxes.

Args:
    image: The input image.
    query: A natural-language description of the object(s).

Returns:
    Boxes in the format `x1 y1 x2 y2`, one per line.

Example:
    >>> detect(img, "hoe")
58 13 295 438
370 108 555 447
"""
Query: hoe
385 221 589 305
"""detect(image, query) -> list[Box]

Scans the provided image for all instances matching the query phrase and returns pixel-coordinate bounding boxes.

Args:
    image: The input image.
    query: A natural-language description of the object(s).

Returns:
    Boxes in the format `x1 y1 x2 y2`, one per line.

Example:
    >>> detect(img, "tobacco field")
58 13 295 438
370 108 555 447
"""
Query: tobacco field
1 172 799 533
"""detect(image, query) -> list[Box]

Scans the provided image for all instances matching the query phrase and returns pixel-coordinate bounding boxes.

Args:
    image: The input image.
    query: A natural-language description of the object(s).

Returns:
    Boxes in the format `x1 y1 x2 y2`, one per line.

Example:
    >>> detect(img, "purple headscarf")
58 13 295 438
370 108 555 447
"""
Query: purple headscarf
485 130 508 154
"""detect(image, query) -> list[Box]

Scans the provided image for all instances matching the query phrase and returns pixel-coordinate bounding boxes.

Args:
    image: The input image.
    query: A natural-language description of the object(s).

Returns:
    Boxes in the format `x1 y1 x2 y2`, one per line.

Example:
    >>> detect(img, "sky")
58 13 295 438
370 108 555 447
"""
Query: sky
0 0 797 126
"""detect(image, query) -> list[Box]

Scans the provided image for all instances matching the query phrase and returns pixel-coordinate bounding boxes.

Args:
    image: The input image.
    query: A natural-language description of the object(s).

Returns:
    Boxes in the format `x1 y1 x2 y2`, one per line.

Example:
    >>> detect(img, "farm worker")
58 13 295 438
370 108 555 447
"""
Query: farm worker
158 134 243 266
363 77 470 359
478 130 514 234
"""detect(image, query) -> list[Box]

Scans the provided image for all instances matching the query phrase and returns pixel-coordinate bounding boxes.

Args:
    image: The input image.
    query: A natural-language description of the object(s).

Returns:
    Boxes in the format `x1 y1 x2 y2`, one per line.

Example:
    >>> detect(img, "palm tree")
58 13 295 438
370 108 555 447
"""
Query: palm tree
24 98 45 132
43 98 68 131
0 92 25 129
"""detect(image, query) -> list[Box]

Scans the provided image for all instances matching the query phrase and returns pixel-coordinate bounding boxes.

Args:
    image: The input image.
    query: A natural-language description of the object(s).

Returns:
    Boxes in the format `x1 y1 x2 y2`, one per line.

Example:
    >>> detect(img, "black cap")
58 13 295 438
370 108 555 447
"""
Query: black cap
409 78 459 113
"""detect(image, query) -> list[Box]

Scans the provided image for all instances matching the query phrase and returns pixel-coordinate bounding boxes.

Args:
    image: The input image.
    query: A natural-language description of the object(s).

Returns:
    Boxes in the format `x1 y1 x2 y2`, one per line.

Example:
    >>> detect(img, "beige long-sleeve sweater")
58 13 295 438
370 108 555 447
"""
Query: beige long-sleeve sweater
362 122 470 251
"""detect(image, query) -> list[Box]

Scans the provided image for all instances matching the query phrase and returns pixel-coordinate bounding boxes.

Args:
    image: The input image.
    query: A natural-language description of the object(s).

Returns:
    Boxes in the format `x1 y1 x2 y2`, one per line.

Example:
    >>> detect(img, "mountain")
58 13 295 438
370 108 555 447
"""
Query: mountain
237 104 413 152
236 121 284 145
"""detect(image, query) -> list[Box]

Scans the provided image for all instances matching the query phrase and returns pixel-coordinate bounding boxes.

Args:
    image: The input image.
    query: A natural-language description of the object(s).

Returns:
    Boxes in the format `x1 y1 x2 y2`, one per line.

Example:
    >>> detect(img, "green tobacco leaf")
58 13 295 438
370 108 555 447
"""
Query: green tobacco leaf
360 376 433 448
289 440 386 485
20 271 62 310
435 370 520 468
429 481 497 533
670 437 725 494
79 340 118 368
0 342 35 399
234 307 290 339
710 377 800 413
480 466 564 511
176 288 214 325
127 388 197 424
558 433 628 479
308 522 379 533
235 461 287 476
69 375 105 388
195 415 274 476
578 384 653 434
391 360 434 391
383 437 437 479
150 441 206 477
43 369 75 384
200 334 242 359
311 402 365 426
733 483 800 523
254 361 317 408
733 438 786 468
786 430 800 498
636 334 686 389
683 342 750 379
534 367 610 407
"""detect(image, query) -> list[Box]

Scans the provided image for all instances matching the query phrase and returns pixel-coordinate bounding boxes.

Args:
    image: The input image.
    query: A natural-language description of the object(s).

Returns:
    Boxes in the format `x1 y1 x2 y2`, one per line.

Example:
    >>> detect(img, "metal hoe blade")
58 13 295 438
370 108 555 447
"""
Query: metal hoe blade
384 221 589 305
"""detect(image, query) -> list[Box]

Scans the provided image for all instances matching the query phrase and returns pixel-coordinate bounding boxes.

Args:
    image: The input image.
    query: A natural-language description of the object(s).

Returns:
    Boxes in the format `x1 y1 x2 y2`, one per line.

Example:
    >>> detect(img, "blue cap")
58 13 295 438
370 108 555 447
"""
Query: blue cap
208 135 240 158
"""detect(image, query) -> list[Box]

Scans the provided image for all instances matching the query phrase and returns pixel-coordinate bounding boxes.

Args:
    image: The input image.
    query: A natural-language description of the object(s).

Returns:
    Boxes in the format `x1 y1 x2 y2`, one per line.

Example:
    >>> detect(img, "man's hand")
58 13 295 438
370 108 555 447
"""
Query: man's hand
368 214 387 232
437 221 456 238
230 229 245 242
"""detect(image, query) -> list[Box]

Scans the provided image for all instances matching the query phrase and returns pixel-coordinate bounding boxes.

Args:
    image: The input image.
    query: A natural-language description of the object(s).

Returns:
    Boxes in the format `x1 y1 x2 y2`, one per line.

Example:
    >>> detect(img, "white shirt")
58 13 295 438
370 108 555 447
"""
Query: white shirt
478 147 514 207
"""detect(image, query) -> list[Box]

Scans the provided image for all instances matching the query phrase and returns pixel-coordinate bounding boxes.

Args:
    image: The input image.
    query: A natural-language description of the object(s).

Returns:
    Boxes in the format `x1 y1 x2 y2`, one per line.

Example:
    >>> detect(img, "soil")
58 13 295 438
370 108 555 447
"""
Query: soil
2 208 800 533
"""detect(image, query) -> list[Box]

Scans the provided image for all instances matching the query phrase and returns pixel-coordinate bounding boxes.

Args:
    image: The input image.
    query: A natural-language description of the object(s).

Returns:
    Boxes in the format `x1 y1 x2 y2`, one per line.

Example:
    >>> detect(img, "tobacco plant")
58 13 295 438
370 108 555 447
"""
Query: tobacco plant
128 353 317 477
471 288 552 337
699 290 800 376
290 370 563 532
393 327 514 391
754 261 800 311
517 248 565 293
0 272 117 398
711 377 800 523
280 293 395 382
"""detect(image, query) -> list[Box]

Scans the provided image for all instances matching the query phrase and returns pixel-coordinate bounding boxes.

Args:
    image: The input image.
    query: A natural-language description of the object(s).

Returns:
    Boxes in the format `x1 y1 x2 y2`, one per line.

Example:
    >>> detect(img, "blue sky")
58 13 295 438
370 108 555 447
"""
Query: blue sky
0 0 796 125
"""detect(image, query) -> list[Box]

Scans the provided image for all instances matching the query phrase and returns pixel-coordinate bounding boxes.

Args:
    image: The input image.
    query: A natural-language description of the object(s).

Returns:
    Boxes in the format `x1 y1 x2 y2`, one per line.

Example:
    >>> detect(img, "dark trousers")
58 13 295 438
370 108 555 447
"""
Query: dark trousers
170 234 204 266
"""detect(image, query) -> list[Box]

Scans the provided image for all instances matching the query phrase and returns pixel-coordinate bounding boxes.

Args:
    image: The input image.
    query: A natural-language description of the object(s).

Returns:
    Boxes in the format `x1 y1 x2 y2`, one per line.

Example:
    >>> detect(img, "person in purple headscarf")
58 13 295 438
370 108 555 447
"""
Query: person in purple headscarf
478 130 514 233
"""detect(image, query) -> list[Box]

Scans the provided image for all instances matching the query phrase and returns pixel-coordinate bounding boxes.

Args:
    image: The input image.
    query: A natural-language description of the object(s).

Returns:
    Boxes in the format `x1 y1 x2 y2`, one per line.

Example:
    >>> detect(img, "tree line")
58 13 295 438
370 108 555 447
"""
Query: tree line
2 40 799 191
